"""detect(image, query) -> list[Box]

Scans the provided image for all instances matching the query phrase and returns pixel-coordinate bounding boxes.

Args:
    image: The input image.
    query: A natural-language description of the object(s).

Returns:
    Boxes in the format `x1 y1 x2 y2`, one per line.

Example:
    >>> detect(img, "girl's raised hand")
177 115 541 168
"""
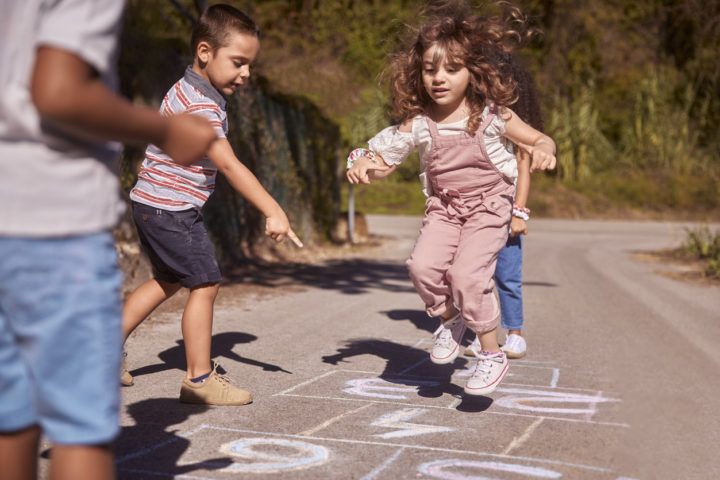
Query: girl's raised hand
346 156 393 184
526 142 557 172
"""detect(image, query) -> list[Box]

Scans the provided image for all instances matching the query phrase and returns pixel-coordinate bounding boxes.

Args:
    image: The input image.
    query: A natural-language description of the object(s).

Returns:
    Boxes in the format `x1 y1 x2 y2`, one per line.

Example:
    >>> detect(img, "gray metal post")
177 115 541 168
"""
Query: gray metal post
348 184 355 244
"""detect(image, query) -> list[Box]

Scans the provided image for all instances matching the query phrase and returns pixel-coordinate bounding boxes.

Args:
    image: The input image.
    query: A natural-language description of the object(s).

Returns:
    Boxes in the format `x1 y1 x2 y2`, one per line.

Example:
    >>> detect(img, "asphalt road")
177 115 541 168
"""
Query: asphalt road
56 216 719 479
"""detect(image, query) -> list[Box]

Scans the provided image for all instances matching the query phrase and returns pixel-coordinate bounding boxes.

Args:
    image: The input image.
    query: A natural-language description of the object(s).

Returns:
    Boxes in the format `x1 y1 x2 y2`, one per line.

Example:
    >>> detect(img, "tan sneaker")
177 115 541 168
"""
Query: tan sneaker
179 365 252 406
121 351 133 387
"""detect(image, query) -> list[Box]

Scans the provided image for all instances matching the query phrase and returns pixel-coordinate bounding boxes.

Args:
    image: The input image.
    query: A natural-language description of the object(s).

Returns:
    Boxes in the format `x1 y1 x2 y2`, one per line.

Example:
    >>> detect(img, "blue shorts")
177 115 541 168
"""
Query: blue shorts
132 202 221 288
0 233 122 445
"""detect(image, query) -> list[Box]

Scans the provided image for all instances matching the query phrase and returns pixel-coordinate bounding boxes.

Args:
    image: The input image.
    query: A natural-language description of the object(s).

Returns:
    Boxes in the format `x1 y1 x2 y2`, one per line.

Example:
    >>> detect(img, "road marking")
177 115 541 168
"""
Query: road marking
502 417 545 455
179 424 615 473
397 357 429 374
279 393 629 427
371 408 453 439
359 448 405 480
219 438 329 472
273 370 337 396
298 403 373 436
418 459 563 479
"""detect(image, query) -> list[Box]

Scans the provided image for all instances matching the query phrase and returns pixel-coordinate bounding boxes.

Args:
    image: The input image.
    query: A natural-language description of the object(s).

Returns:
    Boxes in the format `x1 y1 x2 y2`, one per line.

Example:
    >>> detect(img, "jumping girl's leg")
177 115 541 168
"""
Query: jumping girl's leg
406 200 462 318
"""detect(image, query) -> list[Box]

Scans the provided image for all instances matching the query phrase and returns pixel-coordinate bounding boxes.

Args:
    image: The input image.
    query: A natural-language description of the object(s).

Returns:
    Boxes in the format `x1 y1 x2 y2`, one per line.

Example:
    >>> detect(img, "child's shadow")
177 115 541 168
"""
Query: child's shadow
130 331 291 379
115 398 232 478
322 338 472 401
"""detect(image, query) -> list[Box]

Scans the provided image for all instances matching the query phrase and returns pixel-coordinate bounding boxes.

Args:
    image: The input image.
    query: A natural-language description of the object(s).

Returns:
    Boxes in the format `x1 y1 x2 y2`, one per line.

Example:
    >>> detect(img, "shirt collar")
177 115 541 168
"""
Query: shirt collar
183 66 227 109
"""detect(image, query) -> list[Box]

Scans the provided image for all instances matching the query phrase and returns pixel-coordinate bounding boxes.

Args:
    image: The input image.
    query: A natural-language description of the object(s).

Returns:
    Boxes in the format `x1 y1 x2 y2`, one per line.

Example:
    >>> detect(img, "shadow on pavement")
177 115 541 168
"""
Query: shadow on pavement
321 338 476 402
115 398 232 478
223 258 416 295
129 331 292 379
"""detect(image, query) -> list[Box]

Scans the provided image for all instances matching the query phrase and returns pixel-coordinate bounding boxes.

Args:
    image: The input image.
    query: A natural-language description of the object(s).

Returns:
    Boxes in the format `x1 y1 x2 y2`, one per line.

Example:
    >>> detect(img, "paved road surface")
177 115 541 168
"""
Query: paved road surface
50 216 719 479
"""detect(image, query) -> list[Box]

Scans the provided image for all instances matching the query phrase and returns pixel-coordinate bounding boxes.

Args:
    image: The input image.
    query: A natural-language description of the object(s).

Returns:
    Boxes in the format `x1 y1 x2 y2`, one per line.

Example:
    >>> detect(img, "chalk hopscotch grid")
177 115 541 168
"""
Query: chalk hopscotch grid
273 369 628 428
115 423 624 479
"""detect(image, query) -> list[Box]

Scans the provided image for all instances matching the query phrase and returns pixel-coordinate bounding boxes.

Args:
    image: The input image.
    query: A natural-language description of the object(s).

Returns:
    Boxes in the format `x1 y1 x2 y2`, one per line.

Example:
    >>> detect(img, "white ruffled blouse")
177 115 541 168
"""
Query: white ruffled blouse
367 106 517 196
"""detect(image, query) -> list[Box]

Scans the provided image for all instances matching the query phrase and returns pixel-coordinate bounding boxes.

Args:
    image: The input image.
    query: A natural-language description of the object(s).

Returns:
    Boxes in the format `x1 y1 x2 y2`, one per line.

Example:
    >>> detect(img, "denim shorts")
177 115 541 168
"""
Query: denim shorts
132 202 221 288
0 232 122 444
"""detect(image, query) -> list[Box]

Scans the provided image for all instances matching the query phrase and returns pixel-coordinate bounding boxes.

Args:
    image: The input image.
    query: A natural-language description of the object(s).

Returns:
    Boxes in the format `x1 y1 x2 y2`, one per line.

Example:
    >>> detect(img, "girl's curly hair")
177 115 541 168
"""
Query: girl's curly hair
387 1 535 132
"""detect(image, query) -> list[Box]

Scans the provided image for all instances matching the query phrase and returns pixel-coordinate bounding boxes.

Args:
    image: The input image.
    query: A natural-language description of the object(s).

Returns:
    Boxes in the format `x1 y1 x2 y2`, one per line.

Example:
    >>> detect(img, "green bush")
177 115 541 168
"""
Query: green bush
683 225 720 278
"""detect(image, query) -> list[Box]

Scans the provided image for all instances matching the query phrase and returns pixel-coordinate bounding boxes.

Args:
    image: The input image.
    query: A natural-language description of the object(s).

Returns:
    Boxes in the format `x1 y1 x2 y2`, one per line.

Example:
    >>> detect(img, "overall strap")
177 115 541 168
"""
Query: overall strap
424 115 440 139
477 105 497 136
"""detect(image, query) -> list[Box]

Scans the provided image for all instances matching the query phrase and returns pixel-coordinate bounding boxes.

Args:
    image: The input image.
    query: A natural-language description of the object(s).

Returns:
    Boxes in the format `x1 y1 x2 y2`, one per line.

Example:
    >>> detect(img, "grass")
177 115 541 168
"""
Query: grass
682 226 720 279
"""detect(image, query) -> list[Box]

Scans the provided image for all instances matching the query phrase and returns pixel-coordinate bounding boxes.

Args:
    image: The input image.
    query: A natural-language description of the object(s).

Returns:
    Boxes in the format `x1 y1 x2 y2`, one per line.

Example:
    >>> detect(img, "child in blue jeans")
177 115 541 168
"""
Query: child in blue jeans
465 54 544 359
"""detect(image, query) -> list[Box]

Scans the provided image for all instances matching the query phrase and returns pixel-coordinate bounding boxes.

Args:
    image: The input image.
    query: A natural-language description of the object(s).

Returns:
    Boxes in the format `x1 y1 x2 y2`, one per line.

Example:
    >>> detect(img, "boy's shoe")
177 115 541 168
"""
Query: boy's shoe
179 364 252 406
121 351 133 387
464 350 509 396
464 336 481 357
501 333 527 359
430 313 466 365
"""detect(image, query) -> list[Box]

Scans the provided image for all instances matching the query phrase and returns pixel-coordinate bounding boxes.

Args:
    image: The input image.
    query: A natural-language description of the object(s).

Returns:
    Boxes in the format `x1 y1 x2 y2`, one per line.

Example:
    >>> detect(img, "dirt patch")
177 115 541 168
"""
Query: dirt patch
633 250 720 286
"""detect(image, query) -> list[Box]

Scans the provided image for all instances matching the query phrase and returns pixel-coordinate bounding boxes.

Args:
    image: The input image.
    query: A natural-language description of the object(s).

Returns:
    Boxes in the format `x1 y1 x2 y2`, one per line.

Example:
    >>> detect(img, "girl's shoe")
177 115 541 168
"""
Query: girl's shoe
464 350 509 396
501 334 527 359
464 336 481 357
430 313 466 364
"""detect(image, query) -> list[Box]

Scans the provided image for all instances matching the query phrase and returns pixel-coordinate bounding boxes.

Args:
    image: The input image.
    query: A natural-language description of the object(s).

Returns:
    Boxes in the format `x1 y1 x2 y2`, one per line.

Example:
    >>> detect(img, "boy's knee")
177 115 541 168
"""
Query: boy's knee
189 282 220 299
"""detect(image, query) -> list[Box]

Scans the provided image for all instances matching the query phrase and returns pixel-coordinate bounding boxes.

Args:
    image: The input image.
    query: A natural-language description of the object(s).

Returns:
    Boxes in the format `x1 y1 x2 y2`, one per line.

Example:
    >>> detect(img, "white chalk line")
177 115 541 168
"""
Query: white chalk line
501 417 545 455
273 370 337 396
298 403 373 436
276 393 630 428
274 368 611 394
359 447 405 480
170 423 614 474
398 357 429 374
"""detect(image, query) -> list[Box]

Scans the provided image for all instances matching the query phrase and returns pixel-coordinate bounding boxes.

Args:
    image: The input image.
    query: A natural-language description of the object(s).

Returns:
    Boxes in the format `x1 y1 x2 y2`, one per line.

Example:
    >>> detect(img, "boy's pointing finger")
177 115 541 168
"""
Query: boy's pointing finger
288 229 304 248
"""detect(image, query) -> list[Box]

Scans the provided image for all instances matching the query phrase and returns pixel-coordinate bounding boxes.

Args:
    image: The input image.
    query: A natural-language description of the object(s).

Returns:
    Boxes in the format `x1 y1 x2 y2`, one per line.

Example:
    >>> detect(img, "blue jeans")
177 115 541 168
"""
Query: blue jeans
0 233 122 444
495 234 523 331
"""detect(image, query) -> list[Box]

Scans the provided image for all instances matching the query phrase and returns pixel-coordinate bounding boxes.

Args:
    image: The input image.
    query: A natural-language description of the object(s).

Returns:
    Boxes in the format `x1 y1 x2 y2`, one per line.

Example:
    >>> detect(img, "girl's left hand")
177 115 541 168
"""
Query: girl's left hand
527 143 557 172
346 156 392 184
509 216 527 237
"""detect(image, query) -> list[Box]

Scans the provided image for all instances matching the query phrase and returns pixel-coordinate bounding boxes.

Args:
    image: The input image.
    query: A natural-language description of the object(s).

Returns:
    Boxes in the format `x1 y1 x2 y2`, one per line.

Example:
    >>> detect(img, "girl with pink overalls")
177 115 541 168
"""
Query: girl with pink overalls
347 7 556 396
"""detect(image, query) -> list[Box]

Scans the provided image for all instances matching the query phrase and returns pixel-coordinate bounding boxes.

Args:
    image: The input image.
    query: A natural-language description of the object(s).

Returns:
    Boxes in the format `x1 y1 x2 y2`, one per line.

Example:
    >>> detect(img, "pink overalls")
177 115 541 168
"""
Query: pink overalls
406 111 515 334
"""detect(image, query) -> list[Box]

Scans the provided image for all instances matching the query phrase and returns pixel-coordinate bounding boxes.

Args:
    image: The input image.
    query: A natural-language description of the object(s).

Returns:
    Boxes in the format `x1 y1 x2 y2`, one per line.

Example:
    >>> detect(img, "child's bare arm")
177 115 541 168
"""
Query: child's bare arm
207 138 303 247
31 46 217 166
510 148 531 237
502 108 556 172
346 153 397 184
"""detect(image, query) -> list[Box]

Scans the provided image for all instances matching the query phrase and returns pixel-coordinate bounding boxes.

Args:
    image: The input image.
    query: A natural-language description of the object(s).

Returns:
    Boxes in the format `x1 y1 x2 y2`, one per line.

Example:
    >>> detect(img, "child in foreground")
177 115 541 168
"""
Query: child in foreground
0 1 216 478
122 4 302 406
347 5 555 395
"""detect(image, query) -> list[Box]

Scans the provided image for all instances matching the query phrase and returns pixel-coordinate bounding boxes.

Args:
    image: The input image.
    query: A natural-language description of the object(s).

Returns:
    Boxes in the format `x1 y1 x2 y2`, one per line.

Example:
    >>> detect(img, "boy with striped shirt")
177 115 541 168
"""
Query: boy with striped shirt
122 4 302 405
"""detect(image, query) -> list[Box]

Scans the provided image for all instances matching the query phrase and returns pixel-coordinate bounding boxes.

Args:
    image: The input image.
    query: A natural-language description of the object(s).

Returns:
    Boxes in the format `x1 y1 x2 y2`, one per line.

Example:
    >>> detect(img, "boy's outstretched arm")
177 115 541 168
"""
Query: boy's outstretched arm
207 139 303 247
31 46 217 166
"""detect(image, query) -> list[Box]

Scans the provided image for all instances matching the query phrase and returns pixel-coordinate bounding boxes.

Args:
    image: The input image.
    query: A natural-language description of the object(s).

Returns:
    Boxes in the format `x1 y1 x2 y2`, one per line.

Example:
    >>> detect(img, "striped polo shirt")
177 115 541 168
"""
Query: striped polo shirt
130 66 227 210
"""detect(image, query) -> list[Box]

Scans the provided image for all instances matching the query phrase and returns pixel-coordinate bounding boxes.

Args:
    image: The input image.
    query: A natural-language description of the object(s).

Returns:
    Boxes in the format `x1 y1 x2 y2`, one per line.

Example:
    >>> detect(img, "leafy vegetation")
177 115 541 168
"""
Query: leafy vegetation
119 0 720 231
682 226 720 278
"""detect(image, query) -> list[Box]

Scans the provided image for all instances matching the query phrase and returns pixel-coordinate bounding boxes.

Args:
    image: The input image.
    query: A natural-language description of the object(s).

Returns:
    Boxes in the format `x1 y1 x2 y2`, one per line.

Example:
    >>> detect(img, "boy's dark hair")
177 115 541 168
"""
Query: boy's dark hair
190 4 259 54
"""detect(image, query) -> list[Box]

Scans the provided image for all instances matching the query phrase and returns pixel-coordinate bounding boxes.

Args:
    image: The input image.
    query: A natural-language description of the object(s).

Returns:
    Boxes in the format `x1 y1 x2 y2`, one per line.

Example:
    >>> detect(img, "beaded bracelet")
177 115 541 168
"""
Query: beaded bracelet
346 148 377 170
512 202 530 221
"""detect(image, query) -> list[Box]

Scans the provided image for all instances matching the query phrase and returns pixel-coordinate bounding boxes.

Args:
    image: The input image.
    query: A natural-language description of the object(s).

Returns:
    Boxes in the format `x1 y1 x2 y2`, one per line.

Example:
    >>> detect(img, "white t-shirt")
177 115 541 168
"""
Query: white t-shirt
0 0 126 236
367 106 517 196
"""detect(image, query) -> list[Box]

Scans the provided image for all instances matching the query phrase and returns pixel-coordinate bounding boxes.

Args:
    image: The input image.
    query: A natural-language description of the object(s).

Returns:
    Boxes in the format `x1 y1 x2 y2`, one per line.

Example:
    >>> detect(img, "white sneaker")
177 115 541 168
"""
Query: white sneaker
464 350 509 396
464 336 480 357
501 334 527 359
430 313 466 365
